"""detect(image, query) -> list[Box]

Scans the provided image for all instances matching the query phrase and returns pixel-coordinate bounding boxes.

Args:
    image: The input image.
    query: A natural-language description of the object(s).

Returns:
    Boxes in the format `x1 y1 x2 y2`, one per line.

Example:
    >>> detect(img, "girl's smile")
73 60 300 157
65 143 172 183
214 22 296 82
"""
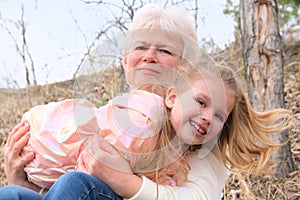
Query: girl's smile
165 74 236 146
189 120 207 137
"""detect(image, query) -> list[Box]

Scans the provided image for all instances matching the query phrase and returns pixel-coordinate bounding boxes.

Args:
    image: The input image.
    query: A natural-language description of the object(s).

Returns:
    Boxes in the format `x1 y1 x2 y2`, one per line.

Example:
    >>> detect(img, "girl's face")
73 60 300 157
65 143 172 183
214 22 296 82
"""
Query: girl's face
165 75 236 145
123 30 183 88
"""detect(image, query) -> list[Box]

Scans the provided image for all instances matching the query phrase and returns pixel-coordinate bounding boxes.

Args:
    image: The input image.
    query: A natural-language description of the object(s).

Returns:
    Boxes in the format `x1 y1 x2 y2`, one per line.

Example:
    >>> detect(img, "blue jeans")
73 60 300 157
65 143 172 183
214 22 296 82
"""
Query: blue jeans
0 185 43 200
0 172 122 200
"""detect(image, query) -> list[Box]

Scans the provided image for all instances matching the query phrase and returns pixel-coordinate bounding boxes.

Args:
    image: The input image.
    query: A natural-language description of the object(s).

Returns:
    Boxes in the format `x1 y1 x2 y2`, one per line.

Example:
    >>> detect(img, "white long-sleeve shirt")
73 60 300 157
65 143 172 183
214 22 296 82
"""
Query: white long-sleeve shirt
128 145 228 200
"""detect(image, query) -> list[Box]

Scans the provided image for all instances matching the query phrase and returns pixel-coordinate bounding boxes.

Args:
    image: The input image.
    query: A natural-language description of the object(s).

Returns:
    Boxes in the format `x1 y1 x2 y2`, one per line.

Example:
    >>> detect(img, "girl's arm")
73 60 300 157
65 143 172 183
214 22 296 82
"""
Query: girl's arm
128 147 228 200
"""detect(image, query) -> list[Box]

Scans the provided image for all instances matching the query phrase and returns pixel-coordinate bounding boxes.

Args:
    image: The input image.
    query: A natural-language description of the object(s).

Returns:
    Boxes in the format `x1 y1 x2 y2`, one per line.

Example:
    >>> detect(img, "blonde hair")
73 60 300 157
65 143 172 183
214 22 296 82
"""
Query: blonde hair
216 66 296 174
134 56 221 185
164 57 296 179
134 83 190 185
132 54 296 186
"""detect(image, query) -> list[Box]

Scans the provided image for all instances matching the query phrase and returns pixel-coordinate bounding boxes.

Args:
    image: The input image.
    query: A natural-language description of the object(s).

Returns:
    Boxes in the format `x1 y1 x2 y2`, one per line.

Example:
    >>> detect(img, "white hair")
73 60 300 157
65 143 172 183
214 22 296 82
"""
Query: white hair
130 3 198 43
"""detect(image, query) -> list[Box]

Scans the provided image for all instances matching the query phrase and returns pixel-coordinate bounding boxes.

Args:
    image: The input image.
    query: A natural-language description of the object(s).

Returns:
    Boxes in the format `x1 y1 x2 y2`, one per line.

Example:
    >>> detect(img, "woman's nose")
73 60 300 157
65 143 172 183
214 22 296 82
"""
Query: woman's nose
142 48 157 63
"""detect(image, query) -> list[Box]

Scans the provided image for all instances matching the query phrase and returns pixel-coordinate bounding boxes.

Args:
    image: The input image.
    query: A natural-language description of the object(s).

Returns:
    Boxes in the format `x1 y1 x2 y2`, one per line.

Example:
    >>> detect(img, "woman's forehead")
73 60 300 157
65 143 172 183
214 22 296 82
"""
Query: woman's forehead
125 29 184 48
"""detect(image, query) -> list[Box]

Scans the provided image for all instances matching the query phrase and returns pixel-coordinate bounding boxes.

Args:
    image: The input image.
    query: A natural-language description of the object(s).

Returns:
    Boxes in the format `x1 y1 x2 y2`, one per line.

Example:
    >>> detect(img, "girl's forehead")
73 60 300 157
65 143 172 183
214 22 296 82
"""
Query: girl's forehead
189 75 236 113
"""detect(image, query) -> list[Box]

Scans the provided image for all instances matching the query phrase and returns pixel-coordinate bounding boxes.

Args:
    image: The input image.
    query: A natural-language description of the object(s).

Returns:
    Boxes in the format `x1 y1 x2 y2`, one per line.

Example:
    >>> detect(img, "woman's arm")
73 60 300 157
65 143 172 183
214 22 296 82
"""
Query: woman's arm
79 136 228 200
1 121 41 192
77 135 142 198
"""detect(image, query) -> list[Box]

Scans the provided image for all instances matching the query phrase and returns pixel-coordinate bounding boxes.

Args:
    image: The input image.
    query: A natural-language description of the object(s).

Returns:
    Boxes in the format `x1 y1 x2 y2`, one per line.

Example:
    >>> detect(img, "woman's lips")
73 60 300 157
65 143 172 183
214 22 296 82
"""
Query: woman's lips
137 67 160 74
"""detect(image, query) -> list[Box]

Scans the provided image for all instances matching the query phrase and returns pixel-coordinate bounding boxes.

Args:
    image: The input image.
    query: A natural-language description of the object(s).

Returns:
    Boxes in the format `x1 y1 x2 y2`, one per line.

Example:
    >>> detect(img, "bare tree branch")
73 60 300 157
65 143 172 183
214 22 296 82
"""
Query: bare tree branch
20 4 37 85
72 25 113 79
20 4 31 85
2 4 37 86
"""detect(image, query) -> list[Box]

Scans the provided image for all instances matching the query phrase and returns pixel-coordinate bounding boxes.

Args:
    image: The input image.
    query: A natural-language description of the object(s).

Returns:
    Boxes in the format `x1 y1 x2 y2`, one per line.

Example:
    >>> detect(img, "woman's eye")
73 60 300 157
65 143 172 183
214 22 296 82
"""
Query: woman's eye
159 49 172 55
135 46 146 50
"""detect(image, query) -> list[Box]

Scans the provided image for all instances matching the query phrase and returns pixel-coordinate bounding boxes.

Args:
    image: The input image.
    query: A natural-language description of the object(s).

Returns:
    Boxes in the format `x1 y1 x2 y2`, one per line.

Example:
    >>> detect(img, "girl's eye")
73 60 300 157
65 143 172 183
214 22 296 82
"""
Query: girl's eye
215 113 224 123
196 98 205 107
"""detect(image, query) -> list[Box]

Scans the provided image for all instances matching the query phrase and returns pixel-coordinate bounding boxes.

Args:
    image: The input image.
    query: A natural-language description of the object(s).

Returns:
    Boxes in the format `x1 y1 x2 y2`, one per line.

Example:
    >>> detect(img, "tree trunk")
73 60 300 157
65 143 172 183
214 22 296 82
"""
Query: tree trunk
239 0 296 177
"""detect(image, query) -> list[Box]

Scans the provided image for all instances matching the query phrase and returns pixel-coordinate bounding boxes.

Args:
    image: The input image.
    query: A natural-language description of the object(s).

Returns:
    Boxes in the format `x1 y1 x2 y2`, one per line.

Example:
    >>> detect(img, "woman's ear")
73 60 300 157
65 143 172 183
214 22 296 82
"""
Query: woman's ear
122 55 128 69
165 87 176 109
122 55 127 66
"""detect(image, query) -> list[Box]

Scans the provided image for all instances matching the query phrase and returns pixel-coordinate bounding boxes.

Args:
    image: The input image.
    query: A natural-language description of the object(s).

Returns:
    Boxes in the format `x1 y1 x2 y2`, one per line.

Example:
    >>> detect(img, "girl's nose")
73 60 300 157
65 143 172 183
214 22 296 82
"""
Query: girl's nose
200 108 212 125
142 48 157 63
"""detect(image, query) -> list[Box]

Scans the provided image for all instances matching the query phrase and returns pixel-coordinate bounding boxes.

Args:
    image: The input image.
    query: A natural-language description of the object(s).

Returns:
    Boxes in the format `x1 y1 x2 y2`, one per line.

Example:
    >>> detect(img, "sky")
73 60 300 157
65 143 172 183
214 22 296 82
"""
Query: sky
0 0 237 88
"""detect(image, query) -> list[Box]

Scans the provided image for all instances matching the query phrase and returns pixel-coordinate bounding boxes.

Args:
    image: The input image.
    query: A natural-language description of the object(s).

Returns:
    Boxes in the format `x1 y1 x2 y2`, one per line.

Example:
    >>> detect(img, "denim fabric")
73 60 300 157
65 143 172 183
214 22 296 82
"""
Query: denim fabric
0 172 122 200
0 185 43 200
44 171 122 200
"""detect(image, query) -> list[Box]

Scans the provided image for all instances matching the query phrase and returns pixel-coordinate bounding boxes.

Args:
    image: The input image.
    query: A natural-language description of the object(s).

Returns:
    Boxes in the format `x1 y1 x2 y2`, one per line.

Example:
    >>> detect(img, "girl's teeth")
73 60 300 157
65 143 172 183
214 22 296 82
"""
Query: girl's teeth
190 121 206 135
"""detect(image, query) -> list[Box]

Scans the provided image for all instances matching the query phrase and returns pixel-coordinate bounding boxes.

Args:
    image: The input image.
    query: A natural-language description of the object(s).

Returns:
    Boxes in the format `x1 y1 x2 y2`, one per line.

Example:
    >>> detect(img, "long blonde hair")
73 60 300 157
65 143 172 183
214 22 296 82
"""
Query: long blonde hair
134 83 190 185
217 66 296 174
133 54 296 183
171 57 296 177
137 56 224 184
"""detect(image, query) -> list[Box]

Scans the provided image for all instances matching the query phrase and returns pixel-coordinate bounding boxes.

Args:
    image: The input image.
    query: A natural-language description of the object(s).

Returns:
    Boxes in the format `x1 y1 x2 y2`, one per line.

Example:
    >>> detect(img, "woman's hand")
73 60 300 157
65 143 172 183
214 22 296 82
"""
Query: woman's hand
77 135 142 198
1 121 41 192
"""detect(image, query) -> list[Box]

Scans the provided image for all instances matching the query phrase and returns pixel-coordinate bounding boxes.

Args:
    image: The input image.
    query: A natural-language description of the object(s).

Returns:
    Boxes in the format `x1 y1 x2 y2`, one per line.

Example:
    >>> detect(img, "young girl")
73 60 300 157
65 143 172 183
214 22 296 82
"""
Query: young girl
22 53 296 192
1 56 296 200
20 55 225 189
69 59 297 200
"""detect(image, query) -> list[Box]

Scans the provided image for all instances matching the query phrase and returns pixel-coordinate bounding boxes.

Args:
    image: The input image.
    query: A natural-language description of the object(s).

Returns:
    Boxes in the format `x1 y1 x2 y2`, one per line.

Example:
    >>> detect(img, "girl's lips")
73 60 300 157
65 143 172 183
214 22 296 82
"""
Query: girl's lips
189 120 207 137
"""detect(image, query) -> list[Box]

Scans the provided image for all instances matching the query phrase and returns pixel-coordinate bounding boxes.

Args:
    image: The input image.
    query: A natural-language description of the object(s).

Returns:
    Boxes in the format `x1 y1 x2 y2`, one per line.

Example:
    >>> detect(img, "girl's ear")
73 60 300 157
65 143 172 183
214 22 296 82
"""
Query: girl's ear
165 87 176 109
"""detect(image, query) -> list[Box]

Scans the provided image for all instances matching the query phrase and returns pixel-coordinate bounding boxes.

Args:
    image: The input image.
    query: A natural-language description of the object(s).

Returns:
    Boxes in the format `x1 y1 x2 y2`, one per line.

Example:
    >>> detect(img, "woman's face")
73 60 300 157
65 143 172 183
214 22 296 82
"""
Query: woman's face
123 30 183 88
166 75 236 145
